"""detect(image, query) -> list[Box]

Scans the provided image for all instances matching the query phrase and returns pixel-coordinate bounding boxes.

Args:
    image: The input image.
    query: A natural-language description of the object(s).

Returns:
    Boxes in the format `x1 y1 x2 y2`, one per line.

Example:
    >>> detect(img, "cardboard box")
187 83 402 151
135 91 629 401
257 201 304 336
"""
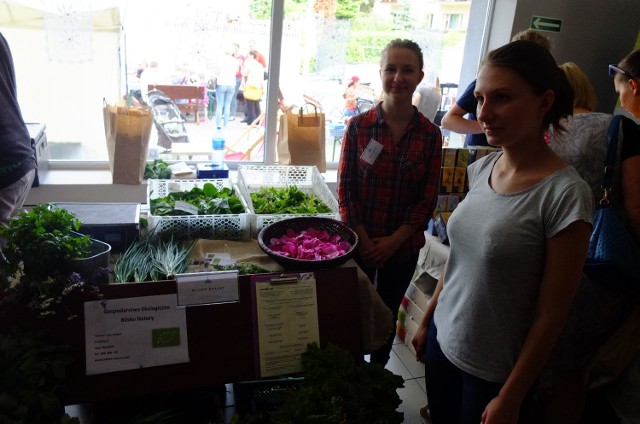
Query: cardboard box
453 167 467 193
456 148 469 168
447 194 460 212
434 212 452 243
196 163 229 179
442 148 457 168
440 167 454 193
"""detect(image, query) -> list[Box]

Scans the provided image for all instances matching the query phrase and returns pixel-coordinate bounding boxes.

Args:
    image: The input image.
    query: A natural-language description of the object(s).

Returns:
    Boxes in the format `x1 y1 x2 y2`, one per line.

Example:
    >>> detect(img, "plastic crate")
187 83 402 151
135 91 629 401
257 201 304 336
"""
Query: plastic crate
236 165 340 238
147 178 250 241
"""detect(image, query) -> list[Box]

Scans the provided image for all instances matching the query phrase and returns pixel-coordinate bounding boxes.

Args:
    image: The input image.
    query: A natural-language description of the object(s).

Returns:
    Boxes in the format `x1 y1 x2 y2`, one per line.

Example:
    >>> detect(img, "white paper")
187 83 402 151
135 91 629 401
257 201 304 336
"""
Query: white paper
176 270 239 306
84 294 189 375
253 273 320 377
361 138 383 164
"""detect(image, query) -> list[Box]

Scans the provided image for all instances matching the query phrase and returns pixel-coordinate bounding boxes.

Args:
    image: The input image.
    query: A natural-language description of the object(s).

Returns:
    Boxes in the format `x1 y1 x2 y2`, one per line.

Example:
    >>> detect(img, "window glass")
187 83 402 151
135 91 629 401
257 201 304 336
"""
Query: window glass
2 0 472 166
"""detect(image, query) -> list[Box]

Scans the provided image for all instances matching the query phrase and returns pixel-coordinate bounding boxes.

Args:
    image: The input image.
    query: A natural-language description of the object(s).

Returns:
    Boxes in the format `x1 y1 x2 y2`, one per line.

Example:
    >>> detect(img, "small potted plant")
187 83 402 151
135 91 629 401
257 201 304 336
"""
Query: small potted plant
0 203 110 287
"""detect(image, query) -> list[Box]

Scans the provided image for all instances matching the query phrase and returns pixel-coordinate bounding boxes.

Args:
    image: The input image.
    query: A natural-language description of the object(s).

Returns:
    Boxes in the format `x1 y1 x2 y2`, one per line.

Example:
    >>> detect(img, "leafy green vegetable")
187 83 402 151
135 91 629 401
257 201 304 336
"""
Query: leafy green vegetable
150 183 245 216
230 343 404 424
250 186 332 215
0 204 91 283
144 159 172 179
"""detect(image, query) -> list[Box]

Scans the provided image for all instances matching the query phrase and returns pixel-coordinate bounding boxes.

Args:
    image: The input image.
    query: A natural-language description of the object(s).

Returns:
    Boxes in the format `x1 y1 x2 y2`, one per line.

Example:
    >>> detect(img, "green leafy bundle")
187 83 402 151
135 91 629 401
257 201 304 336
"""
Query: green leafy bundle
144 159 172 179
232 343 404 424
250 186 332 215
150 183 245 216
0 204 91 282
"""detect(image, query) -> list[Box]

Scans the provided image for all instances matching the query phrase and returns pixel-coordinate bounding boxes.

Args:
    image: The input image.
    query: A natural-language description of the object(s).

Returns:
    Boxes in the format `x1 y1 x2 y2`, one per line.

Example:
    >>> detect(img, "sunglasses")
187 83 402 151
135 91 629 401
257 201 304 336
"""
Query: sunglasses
608 64 635 80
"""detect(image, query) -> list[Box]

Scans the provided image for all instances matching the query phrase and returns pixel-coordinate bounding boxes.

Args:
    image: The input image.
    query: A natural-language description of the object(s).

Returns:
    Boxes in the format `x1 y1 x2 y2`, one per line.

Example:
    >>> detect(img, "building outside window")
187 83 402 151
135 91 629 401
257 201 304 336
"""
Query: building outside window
445 13 463 30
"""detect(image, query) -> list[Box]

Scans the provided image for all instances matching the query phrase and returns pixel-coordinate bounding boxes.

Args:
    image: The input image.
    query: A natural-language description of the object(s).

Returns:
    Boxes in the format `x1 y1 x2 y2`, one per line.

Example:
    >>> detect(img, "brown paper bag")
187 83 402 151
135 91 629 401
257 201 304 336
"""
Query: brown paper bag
277 104 326 172
103 103 153 185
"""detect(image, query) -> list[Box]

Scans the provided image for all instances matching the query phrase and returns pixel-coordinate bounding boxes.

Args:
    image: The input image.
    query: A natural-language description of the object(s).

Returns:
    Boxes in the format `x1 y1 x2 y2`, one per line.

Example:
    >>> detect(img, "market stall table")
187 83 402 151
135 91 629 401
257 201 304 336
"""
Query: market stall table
53 239 392 405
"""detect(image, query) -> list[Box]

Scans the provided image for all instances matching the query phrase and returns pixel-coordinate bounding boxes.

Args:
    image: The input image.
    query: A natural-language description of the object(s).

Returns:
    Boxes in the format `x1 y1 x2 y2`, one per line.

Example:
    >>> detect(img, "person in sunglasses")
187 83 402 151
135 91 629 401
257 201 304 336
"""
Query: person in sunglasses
609 50 640 118
544 60 640 423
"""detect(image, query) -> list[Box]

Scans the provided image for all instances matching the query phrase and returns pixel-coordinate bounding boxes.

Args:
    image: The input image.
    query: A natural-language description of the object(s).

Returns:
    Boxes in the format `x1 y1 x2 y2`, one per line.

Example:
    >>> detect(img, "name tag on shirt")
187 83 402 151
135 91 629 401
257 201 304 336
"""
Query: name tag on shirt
361 138 383 165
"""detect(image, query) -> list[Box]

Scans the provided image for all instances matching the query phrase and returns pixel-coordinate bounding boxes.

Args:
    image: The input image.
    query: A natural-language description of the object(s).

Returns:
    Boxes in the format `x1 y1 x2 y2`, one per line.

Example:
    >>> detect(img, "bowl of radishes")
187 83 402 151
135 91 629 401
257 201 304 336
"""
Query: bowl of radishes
257 217 359 269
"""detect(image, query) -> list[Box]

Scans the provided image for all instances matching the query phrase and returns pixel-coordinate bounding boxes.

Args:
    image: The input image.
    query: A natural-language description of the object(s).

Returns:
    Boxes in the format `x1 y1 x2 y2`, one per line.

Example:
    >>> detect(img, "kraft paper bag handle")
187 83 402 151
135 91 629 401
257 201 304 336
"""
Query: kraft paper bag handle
298 103 321 127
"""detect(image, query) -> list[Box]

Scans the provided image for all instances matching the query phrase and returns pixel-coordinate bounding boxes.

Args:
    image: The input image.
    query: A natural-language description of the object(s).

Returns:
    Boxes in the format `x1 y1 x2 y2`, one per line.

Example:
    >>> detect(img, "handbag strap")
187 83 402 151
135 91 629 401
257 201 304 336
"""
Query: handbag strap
600 115 623 205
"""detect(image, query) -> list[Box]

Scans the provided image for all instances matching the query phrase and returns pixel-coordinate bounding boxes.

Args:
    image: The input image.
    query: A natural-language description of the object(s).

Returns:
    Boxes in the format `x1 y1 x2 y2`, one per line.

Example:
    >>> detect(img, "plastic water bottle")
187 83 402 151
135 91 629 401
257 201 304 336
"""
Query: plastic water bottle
211 135 225 168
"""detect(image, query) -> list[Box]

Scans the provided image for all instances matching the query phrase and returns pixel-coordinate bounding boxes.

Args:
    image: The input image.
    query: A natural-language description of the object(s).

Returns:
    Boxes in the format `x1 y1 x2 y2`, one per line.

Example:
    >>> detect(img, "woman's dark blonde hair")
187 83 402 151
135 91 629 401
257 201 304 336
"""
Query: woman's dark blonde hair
483 40 573 133
380 39 424 71
511 29 552 51
559 62 597 112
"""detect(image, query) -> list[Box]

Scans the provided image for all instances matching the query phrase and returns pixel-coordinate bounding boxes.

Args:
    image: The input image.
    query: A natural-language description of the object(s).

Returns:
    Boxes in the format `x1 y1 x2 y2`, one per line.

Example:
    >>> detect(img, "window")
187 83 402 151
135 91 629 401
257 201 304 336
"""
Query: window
445 13 463 30
3 0 473 168
424 13 434 30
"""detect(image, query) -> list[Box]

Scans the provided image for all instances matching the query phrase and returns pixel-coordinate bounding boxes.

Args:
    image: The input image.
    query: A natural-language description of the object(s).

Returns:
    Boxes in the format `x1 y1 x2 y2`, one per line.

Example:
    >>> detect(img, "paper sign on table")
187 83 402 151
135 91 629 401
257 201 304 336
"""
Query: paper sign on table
252 272 320 377
84 294 188 375
176 270 239 306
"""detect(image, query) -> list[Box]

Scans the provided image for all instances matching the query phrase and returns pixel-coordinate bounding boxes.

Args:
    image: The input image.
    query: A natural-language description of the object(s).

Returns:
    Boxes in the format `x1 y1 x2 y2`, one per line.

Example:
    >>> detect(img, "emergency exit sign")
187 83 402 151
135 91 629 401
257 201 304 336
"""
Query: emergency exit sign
530 16 562 33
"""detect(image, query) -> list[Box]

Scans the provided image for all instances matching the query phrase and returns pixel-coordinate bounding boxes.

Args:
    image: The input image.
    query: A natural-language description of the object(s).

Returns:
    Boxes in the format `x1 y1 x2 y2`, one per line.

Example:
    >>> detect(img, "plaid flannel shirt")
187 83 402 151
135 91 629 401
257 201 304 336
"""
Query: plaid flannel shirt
337 104 442 263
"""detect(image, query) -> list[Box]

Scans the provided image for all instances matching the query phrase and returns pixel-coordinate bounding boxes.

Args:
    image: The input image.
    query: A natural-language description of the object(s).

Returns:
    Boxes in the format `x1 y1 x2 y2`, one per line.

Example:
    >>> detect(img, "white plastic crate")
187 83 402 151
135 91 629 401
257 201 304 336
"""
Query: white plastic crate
147 179 250 241
236 165 340 238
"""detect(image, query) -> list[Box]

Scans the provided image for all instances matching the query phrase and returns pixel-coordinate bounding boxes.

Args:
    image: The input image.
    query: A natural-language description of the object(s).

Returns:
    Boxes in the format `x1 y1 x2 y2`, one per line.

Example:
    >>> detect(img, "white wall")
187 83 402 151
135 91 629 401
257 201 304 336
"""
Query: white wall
4 27 120 157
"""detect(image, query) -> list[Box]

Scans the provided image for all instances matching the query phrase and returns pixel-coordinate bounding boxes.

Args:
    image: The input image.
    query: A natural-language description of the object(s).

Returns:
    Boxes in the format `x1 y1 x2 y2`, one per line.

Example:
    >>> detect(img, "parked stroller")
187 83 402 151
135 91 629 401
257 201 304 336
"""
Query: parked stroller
147 89 189 149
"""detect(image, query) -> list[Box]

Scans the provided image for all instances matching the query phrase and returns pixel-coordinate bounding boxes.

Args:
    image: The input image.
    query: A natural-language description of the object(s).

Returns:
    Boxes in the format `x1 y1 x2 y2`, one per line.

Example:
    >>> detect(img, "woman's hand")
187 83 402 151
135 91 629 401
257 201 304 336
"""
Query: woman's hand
481 395 520 424
412 320 428 360
362 235 401 265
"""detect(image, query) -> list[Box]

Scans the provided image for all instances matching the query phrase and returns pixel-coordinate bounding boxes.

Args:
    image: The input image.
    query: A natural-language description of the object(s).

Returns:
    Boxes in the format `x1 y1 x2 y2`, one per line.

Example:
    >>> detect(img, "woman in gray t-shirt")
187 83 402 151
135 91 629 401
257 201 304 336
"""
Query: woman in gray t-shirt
412 41 594 423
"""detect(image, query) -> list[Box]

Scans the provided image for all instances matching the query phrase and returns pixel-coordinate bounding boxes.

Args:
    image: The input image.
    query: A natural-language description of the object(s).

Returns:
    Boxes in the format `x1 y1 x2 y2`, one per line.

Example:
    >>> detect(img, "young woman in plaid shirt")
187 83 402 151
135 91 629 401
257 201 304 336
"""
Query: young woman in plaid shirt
337 39 443 365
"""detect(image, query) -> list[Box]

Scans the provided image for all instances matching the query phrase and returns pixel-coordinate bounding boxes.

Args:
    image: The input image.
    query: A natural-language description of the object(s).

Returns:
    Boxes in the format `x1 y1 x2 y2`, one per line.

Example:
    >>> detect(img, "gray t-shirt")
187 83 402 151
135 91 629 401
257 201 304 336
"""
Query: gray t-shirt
434 152 594 383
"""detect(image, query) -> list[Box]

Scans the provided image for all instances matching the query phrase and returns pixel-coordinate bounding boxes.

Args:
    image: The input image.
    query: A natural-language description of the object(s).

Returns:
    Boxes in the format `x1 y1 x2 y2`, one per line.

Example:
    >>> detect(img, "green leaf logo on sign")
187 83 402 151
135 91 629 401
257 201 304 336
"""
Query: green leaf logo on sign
530 16 562 33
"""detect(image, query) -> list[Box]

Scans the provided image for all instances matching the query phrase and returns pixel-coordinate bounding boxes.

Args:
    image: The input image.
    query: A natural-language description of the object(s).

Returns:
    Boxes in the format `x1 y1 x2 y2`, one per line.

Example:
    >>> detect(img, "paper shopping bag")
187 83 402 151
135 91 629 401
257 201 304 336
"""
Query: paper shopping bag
103 103 153 184
277 104 326 172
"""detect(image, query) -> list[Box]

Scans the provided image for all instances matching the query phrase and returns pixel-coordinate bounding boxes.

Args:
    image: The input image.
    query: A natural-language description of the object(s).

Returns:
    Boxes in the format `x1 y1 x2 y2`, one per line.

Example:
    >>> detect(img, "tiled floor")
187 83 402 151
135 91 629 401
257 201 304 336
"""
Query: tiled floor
386 336 429 424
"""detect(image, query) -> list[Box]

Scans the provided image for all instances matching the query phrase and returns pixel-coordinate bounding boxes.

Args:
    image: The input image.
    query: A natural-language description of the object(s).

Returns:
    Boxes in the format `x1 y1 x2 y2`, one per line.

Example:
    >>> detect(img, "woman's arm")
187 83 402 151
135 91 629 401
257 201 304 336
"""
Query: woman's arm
481 220 591 423
441 103 483 134
622 156 640 240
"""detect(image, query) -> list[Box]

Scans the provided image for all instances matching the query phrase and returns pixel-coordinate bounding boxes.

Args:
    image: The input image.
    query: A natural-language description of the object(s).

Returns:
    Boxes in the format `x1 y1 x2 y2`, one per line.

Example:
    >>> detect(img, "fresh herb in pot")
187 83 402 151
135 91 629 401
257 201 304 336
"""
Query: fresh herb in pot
0 204 91 283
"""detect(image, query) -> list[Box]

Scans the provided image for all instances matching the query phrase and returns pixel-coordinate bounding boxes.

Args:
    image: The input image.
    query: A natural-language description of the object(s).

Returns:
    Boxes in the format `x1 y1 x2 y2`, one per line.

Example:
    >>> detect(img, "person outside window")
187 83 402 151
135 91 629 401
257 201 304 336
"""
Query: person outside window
241 51 264 125
338 38 442 367
412 40 594 423
214 45 239 129
229 42 245 121
412 76 442 122
343 75 361 118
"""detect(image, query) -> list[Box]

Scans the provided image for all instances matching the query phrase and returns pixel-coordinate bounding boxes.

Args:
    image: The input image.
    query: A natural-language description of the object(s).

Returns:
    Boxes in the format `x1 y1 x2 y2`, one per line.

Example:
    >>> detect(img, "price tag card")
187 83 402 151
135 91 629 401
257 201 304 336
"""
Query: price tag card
176 270 239 306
